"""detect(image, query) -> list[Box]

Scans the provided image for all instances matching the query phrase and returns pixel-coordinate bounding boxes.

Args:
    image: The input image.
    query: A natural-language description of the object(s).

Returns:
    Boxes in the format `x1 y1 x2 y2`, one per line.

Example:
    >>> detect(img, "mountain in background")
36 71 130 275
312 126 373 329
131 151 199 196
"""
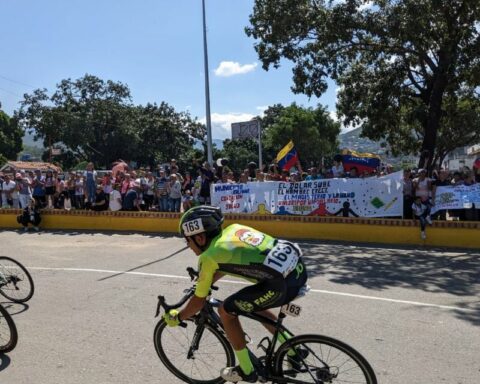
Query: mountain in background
339 127 417 167
338 127 383 154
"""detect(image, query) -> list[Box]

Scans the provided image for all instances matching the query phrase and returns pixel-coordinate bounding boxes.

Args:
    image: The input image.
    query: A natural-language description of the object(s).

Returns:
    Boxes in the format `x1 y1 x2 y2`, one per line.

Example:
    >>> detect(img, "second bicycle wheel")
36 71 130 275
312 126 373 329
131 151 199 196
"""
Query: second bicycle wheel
0 303 18 353
273 334 377 384
0 256 35 303
154 318 235 384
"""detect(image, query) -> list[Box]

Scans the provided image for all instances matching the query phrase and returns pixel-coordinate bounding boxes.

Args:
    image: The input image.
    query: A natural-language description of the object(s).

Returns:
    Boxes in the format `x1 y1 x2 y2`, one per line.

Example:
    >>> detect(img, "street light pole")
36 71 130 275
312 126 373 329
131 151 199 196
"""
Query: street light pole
202 0 213 165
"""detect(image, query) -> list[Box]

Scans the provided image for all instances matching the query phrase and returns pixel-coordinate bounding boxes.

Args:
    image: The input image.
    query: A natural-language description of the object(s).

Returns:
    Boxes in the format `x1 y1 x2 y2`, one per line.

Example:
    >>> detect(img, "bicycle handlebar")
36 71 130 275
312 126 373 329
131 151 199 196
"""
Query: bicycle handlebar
155 267 219 327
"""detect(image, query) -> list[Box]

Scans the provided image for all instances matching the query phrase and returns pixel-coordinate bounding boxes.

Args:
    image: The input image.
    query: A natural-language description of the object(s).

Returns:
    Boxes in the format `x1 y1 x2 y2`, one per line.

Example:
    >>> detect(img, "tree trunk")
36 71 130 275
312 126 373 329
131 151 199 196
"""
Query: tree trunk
418 67 449 171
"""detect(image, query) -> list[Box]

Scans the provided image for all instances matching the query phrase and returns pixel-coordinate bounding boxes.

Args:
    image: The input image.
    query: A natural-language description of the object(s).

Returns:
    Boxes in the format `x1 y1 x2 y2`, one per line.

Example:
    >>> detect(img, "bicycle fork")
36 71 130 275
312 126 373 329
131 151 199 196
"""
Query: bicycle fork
187 324 206 359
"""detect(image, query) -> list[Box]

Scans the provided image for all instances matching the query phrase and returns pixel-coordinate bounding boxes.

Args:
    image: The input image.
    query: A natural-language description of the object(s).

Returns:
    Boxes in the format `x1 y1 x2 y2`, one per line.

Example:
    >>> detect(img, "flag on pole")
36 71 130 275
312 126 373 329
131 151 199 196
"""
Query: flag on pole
276 140 299 171
341 149 381 173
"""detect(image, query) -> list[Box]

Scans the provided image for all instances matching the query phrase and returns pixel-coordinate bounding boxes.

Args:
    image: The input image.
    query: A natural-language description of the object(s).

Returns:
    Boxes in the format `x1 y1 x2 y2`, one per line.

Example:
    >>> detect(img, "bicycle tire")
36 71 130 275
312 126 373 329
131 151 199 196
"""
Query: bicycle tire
0 256 35 303
0 303 18 353
273 334 377 384
154 318 235 384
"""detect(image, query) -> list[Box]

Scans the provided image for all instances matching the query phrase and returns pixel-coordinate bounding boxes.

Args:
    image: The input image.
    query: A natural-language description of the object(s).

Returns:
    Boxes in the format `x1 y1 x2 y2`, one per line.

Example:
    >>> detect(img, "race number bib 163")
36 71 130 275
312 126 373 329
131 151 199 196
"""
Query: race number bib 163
263 241 300 277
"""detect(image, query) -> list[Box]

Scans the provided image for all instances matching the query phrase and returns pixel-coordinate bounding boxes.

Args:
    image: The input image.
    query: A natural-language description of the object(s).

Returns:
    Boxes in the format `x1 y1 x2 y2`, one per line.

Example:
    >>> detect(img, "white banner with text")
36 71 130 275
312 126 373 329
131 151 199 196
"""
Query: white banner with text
211 171 403 217
431 184 480 213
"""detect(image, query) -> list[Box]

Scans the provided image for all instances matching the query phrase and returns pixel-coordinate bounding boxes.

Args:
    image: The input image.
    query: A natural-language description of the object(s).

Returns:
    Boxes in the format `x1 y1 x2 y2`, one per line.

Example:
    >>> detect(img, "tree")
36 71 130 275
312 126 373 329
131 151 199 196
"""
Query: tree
0 107 23 161
246 0 480 169
19 74 139 168
261 103 340 167
134 102 206 170
219 138 260 172
18 75 207 170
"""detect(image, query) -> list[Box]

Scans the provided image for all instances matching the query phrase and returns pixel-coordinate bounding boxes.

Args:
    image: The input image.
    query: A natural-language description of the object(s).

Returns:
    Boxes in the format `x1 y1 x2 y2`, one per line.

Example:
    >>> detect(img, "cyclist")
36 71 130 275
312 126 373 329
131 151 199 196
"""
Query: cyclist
163 205 308 383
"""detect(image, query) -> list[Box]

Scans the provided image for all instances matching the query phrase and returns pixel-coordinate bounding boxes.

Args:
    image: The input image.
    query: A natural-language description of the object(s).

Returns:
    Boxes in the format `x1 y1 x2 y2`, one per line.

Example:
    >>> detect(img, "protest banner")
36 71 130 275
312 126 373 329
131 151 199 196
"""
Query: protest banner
211 171 403 217
431 184 480 213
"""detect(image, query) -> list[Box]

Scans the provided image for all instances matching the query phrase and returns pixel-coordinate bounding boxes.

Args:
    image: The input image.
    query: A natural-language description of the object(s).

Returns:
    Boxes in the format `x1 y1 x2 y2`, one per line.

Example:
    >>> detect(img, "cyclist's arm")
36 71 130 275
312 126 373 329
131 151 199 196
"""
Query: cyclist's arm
213 271 224 282
179 295 206 321
179 257 218 321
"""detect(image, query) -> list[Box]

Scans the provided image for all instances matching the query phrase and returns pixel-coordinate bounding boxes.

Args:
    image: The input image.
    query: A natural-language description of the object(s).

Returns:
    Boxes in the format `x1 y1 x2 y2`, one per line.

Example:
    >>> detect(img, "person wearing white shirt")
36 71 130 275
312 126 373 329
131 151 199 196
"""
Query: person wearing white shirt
331 160 344 178
1 174 16 208
109 184 122 212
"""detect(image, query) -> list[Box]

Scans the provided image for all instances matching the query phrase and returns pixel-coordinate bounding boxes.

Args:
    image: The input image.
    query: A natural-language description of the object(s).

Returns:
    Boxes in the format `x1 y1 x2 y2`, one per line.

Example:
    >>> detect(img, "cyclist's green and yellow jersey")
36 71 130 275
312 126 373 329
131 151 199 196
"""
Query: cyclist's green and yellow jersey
195 224 277 298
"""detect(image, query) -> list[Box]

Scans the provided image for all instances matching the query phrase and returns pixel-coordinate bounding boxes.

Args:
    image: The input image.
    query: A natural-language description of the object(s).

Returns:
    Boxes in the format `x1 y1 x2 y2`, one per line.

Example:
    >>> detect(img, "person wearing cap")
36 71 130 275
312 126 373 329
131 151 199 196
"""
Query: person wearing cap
92 184 108 211
17 172 32 209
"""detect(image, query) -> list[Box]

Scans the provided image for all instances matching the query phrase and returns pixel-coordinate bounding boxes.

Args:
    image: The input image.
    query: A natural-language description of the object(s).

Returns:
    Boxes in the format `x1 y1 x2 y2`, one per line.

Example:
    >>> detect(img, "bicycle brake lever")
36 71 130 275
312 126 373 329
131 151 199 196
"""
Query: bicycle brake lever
186 267 198 281
155 295 165 317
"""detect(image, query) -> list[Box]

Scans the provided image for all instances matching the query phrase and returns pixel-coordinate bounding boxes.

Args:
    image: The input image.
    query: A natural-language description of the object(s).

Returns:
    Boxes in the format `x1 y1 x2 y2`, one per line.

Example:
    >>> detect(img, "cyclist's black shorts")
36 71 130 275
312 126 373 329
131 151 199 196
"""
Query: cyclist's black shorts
223 259 308 316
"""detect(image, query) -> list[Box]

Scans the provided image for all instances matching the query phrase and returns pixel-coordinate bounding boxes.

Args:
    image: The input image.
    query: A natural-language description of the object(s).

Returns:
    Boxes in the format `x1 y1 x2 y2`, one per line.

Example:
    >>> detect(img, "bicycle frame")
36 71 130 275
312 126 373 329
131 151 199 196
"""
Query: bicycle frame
156 268 312 383
163 289 296 382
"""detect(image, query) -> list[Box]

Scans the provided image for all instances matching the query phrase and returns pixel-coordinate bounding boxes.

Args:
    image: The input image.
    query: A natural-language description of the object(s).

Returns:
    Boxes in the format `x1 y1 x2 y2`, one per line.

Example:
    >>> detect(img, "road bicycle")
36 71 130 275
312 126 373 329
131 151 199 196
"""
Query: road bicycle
0 256 35 303
0 303 17 353
153 268 377 384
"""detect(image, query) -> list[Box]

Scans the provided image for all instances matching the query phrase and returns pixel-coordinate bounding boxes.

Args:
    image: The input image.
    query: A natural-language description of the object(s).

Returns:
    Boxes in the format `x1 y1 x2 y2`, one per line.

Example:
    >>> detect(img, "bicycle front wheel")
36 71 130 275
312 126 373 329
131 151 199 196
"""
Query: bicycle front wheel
0 304 18 353
0 256 35 303
273 334 377 384
154 318 235 384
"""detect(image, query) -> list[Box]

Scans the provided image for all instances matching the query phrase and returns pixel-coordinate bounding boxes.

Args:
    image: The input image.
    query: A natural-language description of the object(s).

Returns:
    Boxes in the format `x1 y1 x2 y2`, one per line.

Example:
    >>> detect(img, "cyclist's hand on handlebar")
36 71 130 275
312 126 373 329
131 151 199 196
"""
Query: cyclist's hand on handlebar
163 309 181 327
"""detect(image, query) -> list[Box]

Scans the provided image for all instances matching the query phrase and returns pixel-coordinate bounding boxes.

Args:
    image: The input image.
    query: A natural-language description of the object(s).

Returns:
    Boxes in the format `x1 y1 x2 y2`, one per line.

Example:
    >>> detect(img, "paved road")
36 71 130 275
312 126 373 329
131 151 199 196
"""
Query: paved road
0 230 479 384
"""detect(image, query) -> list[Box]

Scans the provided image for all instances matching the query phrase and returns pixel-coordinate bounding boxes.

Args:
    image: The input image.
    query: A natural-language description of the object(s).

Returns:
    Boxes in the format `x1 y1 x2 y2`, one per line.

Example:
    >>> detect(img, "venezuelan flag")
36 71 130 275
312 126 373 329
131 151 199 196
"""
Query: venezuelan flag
276 140 299 171
341 149 380 173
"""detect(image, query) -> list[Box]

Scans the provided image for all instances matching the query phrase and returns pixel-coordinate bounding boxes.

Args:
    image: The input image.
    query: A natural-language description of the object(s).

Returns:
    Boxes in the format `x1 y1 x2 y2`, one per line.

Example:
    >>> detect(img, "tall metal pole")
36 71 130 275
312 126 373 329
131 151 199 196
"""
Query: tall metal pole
257 120 263 170
202 0 213 165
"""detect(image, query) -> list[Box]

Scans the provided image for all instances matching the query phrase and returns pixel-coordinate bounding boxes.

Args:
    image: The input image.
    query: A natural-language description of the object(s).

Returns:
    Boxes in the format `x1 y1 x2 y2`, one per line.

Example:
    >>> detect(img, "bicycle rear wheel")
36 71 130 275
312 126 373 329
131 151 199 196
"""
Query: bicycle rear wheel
0 256 35 303
154 318 235 384
0 303 18 353
273 334 377 384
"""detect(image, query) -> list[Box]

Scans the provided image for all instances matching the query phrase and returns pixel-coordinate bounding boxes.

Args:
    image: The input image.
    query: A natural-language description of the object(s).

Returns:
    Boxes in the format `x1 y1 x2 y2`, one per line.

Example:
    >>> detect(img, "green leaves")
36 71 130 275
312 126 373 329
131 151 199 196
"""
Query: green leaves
247 0 480 168
261 103 340 167
0 110 23 162
18 75 204 169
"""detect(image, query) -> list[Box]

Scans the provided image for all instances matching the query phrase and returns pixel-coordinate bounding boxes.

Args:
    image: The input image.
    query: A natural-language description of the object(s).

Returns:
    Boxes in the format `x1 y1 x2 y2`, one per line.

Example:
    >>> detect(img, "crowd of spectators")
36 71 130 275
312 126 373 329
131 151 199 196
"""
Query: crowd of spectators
403 167 480 224
1 157 479 222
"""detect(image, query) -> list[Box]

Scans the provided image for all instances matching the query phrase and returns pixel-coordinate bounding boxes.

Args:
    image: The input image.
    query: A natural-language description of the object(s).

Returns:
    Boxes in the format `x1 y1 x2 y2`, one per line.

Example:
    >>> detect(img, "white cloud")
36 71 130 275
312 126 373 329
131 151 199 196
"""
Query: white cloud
255 105 268 117
200 112 256 140
214 61 258 77
329 110 338 122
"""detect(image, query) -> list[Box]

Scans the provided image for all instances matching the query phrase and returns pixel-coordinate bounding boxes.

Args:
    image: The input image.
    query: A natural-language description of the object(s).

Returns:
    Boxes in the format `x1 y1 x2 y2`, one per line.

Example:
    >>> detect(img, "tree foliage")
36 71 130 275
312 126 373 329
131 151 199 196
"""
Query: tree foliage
247 0 480 169
261 103 340 167
0 107 23 162
220 138 260 172
18 74 204 169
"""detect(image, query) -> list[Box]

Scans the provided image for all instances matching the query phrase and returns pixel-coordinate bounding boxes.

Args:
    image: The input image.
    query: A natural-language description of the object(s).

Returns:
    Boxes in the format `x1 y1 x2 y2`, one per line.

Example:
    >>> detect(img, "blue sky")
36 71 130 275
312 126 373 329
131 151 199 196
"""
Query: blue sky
0 0 338 140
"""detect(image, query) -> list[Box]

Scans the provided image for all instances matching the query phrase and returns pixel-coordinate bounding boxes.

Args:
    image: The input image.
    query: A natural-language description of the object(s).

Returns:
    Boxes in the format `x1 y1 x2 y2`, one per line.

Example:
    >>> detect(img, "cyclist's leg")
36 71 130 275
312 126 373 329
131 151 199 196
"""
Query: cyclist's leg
258 261 309 343
219 279 286 381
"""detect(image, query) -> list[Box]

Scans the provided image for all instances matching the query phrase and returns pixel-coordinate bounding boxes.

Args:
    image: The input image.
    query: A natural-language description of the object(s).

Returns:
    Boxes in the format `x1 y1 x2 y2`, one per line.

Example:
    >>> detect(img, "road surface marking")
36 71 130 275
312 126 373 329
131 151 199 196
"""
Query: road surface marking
27 266 475 313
